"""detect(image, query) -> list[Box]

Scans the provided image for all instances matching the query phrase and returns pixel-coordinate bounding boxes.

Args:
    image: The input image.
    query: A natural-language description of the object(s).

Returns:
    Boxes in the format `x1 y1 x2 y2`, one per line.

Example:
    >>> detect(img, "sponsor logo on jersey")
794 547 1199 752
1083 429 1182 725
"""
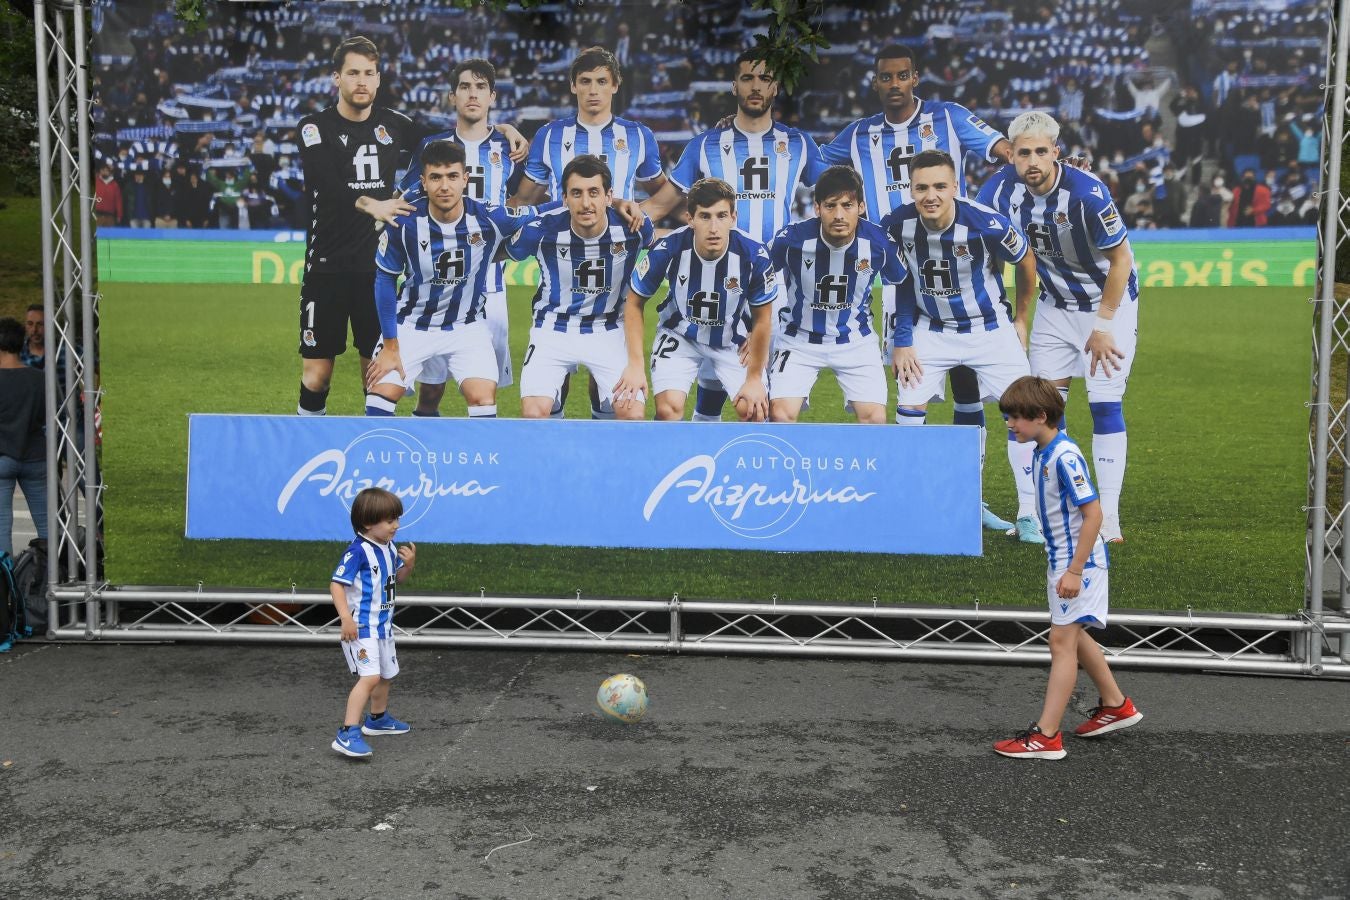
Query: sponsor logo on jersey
339 134 349 146
613 138 629 154
918 122 935 141
855 258 871 273
1072 472 1088 490
967 113 996 133
722 143 733 154
1001 229 1025 254
301 123 321 147
1060 602 1069 614
419 240 429 251
953 243 971 260
724 276 740 293
374 125 393 146
1098 204 1123 236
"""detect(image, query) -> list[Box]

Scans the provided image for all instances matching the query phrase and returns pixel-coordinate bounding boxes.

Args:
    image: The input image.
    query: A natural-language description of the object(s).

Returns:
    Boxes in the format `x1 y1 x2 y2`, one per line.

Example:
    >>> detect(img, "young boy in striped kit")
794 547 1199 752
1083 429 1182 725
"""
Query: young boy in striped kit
330 487 417 759
994 376 1141 760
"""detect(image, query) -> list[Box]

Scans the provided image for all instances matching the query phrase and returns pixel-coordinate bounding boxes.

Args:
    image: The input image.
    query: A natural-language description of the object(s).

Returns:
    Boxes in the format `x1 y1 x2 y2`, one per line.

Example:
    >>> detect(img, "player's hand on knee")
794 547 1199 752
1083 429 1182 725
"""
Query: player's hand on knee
734 379 769 422
892 346 922 387
366 348 405 390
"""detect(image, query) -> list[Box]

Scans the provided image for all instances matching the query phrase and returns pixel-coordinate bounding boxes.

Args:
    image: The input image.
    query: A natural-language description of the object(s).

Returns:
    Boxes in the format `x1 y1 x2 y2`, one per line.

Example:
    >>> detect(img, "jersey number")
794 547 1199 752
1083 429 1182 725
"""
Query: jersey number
303 301 316 328
770 349 792 373
353 144 380 182
651 333 680 367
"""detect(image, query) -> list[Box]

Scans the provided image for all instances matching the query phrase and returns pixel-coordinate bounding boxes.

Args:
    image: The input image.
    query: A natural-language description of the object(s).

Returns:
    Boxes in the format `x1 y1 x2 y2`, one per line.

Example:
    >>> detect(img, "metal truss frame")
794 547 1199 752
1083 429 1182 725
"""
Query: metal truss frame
32 0 1350 677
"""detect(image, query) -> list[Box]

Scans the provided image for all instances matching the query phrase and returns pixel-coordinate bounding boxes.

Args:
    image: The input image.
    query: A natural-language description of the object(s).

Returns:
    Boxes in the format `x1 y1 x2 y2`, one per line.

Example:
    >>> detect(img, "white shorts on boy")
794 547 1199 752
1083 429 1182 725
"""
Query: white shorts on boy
520 326 632 411
650 327 757 399
1046 564 1110 629
1029 300 1139 401
342 637 400 679
895 324 1030 406
373 320 499 391
770 330 887 406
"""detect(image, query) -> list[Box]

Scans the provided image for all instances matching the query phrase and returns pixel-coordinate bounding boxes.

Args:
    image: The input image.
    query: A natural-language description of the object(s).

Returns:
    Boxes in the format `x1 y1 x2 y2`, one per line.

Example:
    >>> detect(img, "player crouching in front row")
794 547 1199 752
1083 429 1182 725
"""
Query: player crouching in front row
365 140 532 419
615 177 777 422
768 165 909 424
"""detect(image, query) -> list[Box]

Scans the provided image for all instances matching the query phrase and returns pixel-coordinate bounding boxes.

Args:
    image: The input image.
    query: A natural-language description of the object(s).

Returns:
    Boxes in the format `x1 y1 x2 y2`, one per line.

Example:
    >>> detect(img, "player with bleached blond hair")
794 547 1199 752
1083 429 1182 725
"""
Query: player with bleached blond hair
977 110 1140 543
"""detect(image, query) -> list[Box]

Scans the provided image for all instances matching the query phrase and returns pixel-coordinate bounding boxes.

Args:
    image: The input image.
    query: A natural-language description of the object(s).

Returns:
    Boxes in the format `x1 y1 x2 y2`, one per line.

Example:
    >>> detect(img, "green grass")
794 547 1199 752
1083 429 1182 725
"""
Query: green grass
0 196 43 319
99 282 1309 614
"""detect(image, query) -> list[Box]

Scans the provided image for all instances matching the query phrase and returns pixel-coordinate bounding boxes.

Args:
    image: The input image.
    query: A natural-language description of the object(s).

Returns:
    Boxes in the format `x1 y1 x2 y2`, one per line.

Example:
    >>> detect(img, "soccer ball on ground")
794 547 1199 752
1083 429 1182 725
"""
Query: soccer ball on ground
595 673 648 723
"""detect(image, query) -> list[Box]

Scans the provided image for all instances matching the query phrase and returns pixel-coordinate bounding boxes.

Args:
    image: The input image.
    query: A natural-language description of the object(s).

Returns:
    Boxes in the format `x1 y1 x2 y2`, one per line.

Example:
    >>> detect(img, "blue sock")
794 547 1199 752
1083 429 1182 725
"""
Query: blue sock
365 394 396 416
695 385 729 418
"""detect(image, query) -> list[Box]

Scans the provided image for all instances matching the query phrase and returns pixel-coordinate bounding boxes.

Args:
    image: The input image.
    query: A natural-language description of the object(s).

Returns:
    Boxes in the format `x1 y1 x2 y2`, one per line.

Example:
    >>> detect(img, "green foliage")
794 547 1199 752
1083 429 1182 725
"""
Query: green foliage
0 3 39 195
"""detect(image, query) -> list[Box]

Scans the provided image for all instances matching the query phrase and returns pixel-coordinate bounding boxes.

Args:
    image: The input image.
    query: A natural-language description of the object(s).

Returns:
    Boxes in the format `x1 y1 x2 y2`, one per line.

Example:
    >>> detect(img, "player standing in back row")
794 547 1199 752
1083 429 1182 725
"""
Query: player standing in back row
977 112 1139 542
295 36 421 417
825 44 1028 532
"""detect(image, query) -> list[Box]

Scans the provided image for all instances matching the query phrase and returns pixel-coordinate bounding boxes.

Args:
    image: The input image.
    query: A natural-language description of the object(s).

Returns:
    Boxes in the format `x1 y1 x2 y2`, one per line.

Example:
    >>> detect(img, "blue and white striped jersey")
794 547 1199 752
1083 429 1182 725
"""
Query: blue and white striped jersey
669 123 827 243
823 100 1004 219
375 197 528 335
524 115 663 200
1035 432 1109 572
630 226 777 349
881 197 1028 345
769 217 909 344
398 129 516 294
976 163 1139 312
331 536 404 640
506 206 655 333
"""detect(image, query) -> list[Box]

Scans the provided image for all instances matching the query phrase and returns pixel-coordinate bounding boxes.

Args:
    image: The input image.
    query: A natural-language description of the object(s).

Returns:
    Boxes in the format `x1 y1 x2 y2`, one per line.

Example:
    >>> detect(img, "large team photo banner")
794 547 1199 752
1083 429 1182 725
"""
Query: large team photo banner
186 417 982 555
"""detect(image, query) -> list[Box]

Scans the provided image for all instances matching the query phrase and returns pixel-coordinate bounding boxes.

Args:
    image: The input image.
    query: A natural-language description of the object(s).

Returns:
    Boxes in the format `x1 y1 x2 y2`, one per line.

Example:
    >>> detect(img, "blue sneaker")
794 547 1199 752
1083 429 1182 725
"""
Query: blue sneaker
1015 515 1046 544
981 502 1014 532
362 712 411 736
332 725 373 758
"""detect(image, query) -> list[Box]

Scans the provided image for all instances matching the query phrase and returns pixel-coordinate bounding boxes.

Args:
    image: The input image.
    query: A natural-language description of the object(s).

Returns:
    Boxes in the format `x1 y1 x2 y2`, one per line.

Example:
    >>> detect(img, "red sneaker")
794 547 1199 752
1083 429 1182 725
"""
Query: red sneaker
993 724 1066 759
1074 697 1143 738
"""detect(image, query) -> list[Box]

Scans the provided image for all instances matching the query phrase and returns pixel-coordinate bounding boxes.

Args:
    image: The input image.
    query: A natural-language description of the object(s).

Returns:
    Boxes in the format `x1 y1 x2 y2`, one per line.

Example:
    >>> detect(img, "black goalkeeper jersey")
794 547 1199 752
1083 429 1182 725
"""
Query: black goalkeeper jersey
297 105 421 275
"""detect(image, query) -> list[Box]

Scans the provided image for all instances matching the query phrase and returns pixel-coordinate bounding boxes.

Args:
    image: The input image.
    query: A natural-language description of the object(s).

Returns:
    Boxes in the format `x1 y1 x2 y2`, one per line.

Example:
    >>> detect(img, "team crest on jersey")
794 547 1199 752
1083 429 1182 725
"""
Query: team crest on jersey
855 258 871 273
918 122 935 141
613 138 629 154
724 276 741 293
303 329 316 347
1053 211 1071 229
953 243 972 260
611 240 629 259
775 140 789 156
374 125 393 146
301 123 321 147
1042 464 1051 479
490 151 502 167
467 231 484 247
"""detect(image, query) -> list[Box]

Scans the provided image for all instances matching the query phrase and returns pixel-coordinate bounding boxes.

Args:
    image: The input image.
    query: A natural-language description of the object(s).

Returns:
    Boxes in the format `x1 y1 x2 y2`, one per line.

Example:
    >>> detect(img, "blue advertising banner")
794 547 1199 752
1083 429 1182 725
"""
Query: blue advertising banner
186 416 982 555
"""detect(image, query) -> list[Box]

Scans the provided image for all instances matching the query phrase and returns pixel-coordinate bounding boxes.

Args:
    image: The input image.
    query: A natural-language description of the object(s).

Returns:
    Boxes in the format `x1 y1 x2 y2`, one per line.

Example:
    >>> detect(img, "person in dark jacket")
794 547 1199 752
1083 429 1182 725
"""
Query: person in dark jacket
0 317 48 557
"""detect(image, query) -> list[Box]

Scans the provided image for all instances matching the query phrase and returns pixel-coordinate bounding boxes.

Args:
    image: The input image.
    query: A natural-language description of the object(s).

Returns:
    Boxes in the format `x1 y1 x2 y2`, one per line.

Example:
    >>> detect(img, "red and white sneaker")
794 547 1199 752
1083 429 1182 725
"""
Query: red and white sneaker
1073 697 1143 738
993 724 1066 760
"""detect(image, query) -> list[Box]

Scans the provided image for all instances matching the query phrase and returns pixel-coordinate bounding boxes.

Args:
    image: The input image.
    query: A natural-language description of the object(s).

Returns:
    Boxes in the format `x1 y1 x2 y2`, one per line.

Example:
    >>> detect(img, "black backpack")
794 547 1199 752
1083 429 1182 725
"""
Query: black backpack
0 550 29 650
11 538 49 634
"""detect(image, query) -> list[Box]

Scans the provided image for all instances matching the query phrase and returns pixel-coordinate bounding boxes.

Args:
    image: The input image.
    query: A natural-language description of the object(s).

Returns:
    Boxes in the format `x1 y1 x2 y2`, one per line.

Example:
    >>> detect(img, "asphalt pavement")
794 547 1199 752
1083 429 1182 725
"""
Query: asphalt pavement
1 642 1346 899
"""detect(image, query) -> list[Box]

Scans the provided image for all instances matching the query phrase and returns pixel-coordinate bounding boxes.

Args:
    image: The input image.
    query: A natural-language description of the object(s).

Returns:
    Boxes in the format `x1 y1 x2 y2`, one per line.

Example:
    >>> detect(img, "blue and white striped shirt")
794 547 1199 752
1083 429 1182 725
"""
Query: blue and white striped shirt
822 99 1004 219
631 226 777 349
398 129 517 294
524 115 663 200
881 197 1027 346
977 163 1138 312
506 206 655 333
669 123 827 244
1035 432 1109 572
769 217 908 344
374 198 529 336
331 536 404 640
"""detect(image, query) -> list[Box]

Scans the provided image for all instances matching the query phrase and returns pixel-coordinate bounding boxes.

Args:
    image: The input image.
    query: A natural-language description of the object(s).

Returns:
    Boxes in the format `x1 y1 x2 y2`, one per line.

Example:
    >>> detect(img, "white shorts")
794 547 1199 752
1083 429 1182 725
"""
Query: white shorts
374 320 499 392
650 327 757 399
520 326 632 410
1047 564 1110 629
342 636 400 679
770 330 887 406
879 283 900 359
896 324 1030 406
1029 299 1138 402
419 292 512 388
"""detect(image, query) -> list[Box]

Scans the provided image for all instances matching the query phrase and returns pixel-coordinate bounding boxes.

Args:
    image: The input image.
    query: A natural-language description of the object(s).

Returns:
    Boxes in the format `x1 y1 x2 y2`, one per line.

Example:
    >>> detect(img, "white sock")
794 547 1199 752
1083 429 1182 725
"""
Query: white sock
895 408 926 426
1092 431 1127 521
691 411 721 422
1008 433 1037 518
468 404 497 418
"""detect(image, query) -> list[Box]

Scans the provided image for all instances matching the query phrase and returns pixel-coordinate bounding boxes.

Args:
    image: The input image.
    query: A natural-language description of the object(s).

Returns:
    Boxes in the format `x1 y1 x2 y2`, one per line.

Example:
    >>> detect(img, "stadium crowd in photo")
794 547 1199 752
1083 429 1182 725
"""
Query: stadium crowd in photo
91 0 1326 232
